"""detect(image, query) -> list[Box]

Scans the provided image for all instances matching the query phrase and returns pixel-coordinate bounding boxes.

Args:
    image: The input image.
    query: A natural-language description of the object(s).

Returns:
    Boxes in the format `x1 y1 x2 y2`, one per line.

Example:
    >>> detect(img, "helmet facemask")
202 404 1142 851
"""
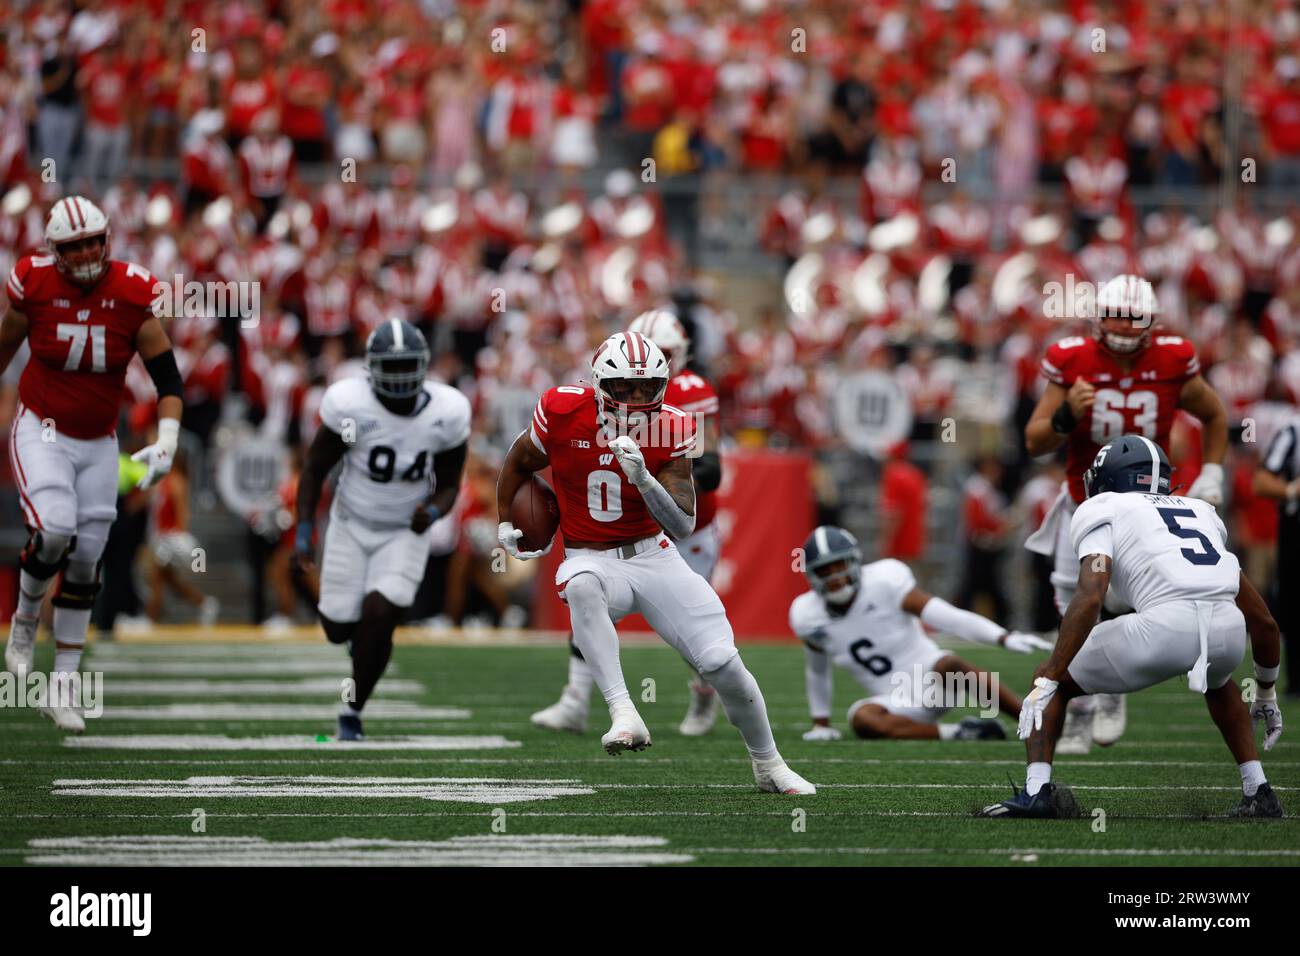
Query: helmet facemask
53 233 111 285
1096 313 1150 355
596 374 667 430
808 556 861 606
368 352 429 399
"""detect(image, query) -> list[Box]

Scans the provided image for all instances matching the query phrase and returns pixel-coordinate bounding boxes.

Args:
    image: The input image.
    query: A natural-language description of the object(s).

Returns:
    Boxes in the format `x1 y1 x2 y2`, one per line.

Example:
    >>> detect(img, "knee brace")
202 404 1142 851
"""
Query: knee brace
20 531 74 580
52 559 102 610
699 653 750 692
695 641 740 676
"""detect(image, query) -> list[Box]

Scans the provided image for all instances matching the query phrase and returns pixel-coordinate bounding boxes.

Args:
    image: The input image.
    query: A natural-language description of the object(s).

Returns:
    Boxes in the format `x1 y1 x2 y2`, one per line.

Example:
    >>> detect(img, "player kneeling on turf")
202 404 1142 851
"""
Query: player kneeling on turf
792 527 1051 742
294 319 469 741
981 435 1284 819
498 331 815 794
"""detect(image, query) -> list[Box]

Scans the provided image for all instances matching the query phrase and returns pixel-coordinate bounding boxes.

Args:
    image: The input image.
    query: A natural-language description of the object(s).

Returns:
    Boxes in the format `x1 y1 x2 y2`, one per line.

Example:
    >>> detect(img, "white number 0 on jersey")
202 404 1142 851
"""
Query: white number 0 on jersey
1090 388 1157 443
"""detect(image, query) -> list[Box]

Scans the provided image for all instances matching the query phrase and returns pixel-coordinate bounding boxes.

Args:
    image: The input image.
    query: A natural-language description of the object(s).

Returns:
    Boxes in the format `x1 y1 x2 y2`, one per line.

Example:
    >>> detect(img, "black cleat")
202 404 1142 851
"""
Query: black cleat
955 716 1007 741
1227 783 1283 819
337 713 365 741
978 781 1081 818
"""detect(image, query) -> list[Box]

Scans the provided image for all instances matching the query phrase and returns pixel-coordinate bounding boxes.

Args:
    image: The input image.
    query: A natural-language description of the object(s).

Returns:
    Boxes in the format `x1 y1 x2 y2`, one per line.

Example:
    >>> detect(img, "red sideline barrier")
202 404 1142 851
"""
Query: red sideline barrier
532 450 816 641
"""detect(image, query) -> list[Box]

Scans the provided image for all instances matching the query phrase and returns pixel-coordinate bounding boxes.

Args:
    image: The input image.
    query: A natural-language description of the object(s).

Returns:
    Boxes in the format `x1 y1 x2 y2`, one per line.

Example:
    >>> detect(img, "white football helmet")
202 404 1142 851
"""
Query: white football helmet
590 331 670 425
627 309 690 375
1094 274 1158 354
45 196 111 284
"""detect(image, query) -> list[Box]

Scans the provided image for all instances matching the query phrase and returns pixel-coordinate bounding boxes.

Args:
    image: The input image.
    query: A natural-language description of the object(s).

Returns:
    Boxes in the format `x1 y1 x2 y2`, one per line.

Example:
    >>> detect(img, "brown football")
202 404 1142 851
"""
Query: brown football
509 475 560 553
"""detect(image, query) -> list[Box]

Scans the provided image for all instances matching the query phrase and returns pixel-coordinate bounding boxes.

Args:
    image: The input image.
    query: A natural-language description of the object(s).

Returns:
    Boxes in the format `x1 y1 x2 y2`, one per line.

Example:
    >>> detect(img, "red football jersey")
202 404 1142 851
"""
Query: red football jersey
530 385 697 544
664 370 720 530
1040 333 1201 502
6 256 157 439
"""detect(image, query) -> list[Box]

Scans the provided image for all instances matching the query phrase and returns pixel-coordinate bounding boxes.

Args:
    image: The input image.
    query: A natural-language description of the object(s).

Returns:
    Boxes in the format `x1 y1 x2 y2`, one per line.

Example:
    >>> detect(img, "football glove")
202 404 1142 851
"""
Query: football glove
498 521 551 560
1018 677 1059 739
130 418 179 489
802 725 842 742
608 436 649 487
1251 687 1283 751
1186 463 1224 508
1003 632 1054 654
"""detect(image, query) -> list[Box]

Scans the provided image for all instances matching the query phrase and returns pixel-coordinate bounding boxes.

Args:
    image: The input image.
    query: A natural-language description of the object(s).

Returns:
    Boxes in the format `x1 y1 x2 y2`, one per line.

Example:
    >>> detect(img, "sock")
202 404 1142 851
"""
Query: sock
566 653 594 706
566 576 629 705
702 656 778 761
52 606 90 673
1026 761 1052 796
339 702 361 718
350 626 395 713
938 723 960 740
16 570 52 621
1239 760 1265 797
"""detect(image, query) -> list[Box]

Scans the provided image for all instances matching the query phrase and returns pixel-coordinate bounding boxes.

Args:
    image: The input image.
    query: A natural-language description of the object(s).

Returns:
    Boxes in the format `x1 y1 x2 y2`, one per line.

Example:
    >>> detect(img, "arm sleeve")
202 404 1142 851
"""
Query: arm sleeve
1263 425 1296 479
803 642 834 721
530 393 549 454
919 597 1007 645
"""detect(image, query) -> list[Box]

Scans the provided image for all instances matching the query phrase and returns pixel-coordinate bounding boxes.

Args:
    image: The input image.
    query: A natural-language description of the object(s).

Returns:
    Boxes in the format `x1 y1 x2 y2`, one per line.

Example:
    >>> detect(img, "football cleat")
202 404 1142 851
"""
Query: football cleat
198 596 220 628
978 781 1080 819
678 680 719 736
753 757 817 795
41 705 86 734
601 701 651 755
4 613 37 677
955 716 1007 741
1091 693 1127 746
1056 697 1094 755
531 692 588 734
337 713 365 741
1227 783 1283 819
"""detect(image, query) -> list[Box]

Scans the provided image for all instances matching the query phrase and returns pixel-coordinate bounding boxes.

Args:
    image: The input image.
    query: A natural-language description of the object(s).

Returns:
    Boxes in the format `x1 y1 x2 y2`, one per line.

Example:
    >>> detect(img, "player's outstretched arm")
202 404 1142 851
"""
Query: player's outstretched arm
133 316 184 488
1025 380 1095 457
496 428 548 523
411 441 468 533
1236 572 1284 749
294 426 348 564
801 643 840 740
0 306 28 378
1178 375 1229 504
609 439 695 539
900 588 1051 653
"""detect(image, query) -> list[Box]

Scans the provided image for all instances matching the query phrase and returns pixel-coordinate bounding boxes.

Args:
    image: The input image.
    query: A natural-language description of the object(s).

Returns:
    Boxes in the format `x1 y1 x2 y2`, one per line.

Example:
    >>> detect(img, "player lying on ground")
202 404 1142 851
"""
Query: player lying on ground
1024 274 1229 753
498 331 815 794
981 435 1284 819
294 319 469 741
531 310 728 737
791 526 1052 742
1 197 183 732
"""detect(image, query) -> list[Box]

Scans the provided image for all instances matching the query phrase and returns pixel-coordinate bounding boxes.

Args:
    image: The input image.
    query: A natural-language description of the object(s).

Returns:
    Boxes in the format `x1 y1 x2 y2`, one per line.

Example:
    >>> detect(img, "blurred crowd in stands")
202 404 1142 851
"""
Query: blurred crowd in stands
1 0 1299 630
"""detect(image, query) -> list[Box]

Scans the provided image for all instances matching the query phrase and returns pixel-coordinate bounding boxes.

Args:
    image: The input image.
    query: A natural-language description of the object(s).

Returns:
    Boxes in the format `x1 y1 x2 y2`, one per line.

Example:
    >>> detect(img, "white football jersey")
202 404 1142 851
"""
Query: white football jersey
319 377 472 529
1070 492 1240 612
788 559 942 695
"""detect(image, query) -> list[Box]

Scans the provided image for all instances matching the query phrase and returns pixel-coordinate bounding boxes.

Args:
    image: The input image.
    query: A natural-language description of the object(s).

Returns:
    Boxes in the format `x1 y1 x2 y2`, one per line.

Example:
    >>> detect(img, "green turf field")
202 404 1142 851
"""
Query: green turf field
1 636 1295 866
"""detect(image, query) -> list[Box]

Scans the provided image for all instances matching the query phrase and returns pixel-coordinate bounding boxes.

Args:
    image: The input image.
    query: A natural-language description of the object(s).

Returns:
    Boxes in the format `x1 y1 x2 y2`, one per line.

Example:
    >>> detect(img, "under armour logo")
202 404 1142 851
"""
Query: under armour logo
101 298 115 309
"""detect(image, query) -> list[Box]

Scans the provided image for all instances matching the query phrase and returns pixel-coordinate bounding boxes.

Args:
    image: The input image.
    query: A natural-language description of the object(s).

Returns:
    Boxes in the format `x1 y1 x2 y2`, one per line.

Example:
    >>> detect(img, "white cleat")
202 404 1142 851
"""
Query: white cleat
1091 693 1127 746
4 614 37 677
1056 697 1094 755
678 680 719 736
531 691 589 734
41 706 86 734
198 596 220 628
601 701 652 755
753 757 817 795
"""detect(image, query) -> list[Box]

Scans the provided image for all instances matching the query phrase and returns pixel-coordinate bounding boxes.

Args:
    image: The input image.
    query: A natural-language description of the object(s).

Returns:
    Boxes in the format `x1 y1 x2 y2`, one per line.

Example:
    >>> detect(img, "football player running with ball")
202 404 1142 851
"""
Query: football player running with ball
1 197 184 732
981 436 1284 819
531 309 729 737
792 526 1053 742
498 331 815 795
295 319 469 741
1024 274 1229 752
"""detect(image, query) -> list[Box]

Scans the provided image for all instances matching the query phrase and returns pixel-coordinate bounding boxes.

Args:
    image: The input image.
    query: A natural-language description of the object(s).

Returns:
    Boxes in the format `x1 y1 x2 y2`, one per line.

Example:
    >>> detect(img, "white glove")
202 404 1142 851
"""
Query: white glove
1018 676 1059 739
497 521 551 560
130 418 180 489
802 724 842 742
608 435 649 487
1186 463 1224 508
1251 687 1283 751
1002 632 1054 654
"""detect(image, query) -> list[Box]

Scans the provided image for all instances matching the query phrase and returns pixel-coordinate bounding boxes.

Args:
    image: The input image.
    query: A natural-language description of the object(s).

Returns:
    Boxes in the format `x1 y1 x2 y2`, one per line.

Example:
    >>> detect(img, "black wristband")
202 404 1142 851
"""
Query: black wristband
1050 401 1078 435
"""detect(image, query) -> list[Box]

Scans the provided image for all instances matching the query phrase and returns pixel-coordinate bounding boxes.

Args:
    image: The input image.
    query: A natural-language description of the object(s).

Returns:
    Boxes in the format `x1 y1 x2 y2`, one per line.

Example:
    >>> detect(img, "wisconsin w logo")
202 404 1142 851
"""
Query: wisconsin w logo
599 454 614 466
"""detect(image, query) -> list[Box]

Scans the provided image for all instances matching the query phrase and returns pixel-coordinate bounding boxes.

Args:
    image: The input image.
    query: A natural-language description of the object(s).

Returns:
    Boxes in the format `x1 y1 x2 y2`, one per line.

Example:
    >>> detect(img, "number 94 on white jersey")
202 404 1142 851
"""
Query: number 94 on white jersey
319 377 471 528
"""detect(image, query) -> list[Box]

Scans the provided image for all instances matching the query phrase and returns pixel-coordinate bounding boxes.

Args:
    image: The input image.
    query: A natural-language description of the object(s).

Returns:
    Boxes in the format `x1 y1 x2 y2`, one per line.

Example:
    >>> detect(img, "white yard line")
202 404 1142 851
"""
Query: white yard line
62 735 519 752
96 703 469 721
99 678 424 696
50 775 595 803
92 661 378 676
